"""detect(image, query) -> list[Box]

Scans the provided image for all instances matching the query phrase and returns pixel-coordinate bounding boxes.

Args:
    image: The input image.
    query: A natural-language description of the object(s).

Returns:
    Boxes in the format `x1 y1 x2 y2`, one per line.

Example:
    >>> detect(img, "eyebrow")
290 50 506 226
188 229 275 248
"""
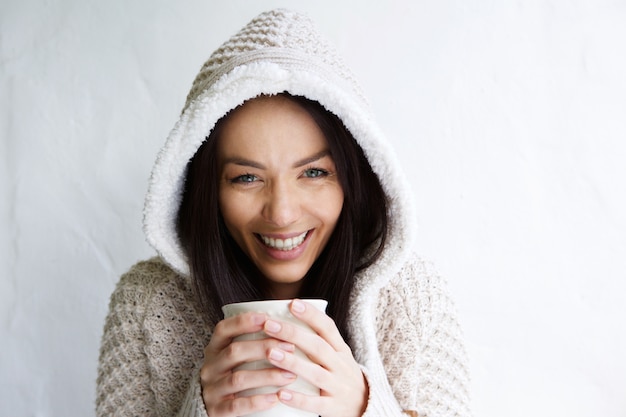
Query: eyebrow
223 150 331 170
292 150 331 168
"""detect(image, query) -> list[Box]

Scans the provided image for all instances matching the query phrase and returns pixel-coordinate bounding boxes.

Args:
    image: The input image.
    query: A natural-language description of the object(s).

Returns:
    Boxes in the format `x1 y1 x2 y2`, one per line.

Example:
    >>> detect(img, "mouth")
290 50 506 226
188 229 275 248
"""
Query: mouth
256 230 310 251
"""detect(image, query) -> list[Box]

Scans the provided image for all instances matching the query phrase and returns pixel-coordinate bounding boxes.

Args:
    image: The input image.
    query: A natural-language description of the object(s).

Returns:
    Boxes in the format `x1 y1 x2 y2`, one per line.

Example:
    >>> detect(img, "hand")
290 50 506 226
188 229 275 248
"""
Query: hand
200 312 297 416
263 299 368 417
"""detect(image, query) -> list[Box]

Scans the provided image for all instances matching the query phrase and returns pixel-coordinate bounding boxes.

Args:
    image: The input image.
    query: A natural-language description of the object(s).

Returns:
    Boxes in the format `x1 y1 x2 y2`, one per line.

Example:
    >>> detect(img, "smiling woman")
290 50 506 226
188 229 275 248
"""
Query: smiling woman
177 93 385 340
96 8 472 417
216 96 345 299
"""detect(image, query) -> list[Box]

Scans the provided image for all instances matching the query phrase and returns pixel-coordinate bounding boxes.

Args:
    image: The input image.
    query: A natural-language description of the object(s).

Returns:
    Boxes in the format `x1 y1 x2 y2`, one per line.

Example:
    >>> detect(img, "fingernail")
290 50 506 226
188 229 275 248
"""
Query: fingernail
291 299 305 313
252 314 266 325
269 349 285 361
265 320 281 333
279 390 293 401
265 394 278 403
281 371 296 379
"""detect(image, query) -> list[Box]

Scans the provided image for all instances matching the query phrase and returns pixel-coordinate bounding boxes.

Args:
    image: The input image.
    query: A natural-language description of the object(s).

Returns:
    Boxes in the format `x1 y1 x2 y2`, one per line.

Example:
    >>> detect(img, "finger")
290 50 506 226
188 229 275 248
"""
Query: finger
207 312 267 352
266 347 333 393
263 318 339 371
202 338 295 379
277 389 334 416
202 366 295 412
289 299 351 353
229 368 297 397
278 387 367 417
221 338 295 369
207 392 279 417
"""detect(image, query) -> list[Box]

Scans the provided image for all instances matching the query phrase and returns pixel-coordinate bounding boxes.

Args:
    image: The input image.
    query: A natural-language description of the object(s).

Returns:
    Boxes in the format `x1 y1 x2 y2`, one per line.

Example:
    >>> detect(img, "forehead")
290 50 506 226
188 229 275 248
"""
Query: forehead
216 95 329 158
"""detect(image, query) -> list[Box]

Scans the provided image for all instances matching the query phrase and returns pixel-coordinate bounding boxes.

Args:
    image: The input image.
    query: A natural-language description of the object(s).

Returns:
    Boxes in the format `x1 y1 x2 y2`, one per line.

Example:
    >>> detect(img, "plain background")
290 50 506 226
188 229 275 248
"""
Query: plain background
1 0 625 416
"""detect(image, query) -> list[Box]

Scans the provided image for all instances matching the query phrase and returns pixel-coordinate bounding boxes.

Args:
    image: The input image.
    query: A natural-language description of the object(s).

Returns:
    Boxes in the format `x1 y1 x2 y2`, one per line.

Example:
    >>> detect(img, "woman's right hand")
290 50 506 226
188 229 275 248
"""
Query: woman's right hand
200 312 297 416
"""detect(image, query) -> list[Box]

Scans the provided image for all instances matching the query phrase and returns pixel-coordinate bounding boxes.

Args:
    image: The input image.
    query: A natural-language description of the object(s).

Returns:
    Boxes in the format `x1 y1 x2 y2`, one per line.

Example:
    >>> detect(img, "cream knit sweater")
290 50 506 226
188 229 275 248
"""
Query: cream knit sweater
96 256 470 416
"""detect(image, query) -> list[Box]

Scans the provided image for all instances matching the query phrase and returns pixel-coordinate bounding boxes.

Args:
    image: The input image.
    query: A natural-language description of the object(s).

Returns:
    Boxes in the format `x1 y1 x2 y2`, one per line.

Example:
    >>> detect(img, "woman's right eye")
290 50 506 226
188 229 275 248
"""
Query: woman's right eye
231 174 258 183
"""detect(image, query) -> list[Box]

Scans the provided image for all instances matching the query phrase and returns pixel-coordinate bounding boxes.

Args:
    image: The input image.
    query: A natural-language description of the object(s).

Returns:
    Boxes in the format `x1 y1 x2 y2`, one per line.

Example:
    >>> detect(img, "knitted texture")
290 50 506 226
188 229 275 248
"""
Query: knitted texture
183 9 365 112
96 256 471 416
96 260 215 416
376 261 472 416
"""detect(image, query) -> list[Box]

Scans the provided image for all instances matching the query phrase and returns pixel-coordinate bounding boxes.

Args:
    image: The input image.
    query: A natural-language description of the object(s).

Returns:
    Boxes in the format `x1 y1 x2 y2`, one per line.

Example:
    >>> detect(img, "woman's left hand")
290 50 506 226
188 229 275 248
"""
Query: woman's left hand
262 299 368 417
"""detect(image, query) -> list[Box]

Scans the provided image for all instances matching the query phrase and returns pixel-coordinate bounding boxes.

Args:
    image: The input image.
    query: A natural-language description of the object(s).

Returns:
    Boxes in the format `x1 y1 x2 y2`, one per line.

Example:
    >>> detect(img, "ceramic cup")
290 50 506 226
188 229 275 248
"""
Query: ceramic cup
221 299 328 417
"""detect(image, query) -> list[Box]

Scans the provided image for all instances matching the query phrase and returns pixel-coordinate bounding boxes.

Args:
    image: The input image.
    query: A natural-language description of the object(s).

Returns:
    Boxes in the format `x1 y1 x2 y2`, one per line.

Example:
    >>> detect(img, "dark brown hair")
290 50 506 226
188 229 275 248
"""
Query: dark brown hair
177 93 388 342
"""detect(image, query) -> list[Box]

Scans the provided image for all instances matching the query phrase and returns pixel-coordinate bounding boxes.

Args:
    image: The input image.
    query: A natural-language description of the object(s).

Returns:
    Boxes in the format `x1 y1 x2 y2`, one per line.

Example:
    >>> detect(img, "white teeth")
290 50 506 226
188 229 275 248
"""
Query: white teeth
260 231 307 251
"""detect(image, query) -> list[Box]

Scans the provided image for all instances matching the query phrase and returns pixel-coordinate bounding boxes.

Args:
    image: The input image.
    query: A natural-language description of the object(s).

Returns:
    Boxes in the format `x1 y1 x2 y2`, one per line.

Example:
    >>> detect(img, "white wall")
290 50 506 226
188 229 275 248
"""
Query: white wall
1 0 624 416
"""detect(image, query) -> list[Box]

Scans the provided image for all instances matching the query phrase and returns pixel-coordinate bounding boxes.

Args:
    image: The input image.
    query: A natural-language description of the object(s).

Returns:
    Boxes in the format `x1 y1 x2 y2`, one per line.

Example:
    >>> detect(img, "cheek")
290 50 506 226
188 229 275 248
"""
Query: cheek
324 187 344 223
218 189 247 234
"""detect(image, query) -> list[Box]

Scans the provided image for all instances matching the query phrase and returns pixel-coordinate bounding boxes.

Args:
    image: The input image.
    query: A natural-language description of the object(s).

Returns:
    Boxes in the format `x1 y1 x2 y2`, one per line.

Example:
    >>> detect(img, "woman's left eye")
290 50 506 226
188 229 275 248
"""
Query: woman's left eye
303 168 328 178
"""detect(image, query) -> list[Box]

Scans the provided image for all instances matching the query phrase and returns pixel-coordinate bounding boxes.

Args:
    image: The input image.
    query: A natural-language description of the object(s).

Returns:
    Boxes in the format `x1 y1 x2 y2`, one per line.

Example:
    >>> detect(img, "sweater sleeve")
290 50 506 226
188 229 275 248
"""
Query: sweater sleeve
376 257 472 417
411 261 472 417
176 366 210 417
96 260 212 417
96 268 159 416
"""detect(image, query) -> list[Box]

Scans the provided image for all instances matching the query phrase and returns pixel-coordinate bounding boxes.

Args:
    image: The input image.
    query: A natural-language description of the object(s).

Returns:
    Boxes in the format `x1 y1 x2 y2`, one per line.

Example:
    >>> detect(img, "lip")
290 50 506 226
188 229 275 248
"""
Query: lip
255 229 313 261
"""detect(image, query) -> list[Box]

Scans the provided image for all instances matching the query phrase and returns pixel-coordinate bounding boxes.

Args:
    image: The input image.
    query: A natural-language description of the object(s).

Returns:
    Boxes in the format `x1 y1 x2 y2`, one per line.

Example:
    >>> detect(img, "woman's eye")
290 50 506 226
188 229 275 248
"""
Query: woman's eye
303 168 328 178
232 174 258 183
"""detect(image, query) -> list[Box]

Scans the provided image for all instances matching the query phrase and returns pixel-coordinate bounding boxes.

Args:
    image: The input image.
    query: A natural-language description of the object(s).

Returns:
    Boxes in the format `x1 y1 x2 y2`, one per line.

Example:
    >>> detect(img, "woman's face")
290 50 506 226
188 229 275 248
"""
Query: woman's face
217 96 344 299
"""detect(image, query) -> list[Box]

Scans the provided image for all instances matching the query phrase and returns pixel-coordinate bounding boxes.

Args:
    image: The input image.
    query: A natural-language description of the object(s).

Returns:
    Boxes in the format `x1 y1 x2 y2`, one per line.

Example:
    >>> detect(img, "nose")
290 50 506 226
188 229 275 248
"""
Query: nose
262 180 300 227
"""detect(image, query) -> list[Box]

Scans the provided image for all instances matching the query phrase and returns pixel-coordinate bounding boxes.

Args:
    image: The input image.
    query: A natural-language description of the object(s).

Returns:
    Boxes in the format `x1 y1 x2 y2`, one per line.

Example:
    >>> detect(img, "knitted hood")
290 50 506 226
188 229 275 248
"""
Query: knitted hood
143 8 417 297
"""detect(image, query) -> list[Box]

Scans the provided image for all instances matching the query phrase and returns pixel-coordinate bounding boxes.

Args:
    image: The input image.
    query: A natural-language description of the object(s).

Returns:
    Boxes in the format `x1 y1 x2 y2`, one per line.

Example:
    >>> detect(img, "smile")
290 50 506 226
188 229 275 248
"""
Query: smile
258 231 309 251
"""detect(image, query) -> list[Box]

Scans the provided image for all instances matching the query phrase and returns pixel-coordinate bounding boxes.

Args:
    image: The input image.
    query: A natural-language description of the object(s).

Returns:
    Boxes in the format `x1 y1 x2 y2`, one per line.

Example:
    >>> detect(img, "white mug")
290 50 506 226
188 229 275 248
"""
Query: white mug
221 299 328 417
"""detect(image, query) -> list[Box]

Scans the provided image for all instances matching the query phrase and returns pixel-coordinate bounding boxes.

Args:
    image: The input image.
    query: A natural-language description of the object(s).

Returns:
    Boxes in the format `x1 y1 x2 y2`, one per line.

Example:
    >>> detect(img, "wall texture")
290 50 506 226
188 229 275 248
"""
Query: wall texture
1 0 624 416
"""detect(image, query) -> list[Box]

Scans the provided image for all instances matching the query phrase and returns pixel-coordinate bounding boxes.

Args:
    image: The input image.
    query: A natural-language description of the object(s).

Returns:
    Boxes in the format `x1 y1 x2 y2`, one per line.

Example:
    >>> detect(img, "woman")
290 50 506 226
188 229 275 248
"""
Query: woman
97 9 471 417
